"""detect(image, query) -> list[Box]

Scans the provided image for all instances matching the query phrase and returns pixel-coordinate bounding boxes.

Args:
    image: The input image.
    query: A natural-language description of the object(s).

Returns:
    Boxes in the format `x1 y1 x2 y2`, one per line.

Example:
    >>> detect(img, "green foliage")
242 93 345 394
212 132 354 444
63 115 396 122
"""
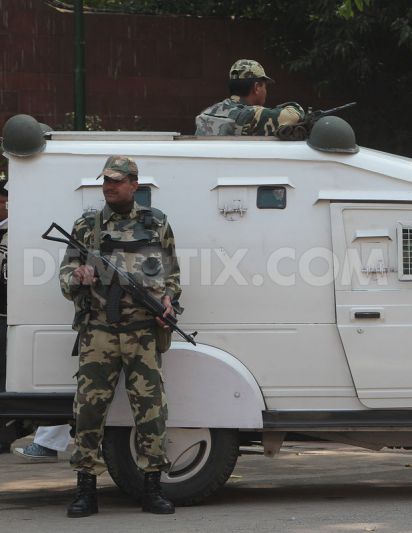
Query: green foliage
56 112 105 130
338 0 371 19
260 0 412 155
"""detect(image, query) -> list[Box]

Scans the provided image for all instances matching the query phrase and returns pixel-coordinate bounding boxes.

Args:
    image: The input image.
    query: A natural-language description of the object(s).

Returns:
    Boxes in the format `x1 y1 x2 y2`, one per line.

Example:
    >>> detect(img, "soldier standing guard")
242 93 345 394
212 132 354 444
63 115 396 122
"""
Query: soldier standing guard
195 59 304 136
60 156 181 517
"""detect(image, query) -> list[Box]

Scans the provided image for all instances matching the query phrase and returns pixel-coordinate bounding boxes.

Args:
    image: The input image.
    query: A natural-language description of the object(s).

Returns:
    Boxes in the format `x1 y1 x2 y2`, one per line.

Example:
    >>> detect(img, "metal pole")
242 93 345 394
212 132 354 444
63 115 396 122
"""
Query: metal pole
74 0 86 130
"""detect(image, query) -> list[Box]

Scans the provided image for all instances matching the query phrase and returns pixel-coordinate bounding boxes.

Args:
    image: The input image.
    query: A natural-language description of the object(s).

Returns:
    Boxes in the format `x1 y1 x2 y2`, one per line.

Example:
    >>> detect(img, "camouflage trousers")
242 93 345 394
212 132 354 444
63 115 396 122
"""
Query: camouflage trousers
71 324 170 475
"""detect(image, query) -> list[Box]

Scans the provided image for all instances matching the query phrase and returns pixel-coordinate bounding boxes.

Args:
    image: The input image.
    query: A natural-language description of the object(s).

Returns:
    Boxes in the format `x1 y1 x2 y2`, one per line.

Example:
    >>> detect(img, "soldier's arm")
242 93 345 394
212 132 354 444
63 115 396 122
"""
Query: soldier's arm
160 221 181 302
245 103 305 136
59 220 88 301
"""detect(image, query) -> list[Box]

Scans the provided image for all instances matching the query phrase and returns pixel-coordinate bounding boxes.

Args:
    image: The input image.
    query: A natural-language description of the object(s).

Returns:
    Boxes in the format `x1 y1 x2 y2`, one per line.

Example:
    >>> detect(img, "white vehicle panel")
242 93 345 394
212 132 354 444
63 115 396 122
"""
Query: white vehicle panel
4 138 412 418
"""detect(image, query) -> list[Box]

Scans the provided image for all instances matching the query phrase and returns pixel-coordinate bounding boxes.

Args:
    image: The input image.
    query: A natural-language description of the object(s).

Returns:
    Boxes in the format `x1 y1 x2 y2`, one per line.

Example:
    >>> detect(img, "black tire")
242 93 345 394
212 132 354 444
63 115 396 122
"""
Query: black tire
102 427 239 506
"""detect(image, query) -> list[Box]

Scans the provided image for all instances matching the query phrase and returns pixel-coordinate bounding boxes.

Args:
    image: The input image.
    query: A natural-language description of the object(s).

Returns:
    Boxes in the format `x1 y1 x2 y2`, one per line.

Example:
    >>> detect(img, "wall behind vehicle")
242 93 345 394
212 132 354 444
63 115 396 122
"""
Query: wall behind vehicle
0 0 322 134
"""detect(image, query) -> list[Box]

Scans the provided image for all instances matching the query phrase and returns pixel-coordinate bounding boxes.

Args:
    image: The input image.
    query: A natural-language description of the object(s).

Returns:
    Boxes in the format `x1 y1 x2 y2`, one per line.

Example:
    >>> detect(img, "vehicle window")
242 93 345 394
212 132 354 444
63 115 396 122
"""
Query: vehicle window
134 187 151 207
257 186 286 209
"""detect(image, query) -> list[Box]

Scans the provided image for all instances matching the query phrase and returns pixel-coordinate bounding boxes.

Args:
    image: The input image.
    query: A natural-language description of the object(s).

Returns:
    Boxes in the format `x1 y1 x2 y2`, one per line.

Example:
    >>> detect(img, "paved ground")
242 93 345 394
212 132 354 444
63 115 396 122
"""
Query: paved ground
1 438 412 533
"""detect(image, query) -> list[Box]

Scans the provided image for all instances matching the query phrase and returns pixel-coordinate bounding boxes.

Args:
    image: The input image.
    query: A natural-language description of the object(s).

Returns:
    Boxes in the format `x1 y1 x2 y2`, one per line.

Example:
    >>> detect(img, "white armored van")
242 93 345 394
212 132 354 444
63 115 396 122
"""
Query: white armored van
2 127 412 504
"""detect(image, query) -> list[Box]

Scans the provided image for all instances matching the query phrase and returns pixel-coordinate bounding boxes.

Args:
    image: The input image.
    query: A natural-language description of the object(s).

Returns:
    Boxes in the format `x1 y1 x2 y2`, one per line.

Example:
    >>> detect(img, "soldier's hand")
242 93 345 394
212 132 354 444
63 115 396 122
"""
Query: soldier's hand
72 265 96 286
156 295 175 329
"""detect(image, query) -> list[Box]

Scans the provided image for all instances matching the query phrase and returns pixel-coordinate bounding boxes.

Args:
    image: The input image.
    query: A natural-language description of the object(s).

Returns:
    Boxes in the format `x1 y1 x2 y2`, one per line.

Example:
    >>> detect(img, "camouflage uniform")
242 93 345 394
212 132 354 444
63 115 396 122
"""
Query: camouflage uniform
60 160 181 476
195 59 304 136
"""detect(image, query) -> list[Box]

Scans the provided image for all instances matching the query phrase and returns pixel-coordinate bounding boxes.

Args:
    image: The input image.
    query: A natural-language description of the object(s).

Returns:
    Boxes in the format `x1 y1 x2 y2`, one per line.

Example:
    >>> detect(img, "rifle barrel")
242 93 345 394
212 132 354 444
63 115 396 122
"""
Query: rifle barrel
323 101 357 114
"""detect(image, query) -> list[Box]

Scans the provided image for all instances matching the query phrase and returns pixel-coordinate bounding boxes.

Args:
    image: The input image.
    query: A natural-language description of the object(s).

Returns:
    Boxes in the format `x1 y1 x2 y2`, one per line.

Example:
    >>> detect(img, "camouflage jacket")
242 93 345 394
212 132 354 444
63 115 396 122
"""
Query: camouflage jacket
59 202 181 331
0 220 7 317
195 95 304 136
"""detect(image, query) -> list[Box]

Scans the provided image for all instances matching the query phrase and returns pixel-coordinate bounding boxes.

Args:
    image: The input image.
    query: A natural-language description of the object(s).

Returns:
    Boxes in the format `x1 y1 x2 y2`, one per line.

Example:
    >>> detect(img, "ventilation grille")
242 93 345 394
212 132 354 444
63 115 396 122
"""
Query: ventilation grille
402 227 412 276
398 224 412 280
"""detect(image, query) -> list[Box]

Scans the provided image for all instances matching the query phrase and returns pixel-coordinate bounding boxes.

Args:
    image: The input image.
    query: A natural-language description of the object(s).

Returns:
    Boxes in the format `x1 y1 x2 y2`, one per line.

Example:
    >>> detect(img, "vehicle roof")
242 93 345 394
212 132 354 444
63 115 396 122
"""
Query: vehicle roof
17 132 412 186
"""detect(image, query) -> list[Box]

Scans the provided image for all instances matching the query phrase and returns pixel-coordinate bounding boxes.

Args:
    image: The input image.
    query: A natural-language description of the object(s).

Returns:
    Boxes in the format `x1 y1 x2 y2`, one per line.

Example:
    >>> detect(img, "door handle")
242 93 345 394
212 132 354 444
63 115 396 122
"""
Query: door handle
354 311 381 319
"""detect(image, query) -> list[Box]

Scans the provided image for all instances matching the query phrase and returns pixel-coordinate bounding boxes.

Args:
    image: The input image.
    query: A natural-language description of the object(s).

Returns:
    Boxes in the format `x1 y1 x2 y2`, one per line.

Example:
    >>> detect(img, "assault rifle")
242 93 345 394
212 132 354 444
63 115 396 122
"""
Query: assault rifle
42 222 197 346
276 101 357 141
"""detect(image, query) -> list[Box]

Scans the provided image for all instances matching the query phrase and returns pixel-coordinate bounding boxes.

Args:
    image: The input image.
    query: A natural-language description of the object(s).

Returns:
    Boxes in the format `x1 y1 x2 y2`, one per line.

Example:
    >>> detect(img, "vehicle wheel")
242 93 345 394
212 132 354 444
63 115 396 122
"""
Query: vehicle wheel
102 427 239 506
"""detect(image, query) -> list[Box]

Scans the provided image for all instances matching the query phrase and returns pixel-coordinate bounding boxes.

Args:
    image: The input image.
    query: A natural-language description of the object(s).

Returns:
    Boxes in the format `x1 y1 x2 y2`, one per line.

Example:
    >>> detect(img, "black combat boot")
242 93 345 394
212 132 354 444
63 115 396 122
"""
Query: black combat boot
142 471 175 514
67 472 98 518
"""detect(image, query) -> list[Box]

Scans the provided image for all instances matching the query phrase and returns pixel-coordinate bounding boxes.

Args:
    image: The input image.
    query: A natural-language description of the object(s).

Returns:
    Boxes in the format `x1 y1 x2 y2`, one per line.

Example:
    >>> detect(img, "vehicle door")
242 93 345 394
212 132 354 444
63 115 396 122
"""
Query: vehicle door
331 203 412 408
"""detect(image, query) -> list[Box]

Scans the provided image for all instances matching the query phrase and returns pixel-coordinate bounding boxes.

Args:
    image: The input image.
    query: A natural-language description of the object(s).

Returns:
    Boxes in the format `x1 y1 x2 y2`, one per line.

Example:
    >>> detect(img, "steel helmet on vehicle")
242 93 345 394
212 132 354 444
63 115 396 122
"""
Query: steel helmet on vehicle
1 114 46 157
39 122 53 134
307 116 359 154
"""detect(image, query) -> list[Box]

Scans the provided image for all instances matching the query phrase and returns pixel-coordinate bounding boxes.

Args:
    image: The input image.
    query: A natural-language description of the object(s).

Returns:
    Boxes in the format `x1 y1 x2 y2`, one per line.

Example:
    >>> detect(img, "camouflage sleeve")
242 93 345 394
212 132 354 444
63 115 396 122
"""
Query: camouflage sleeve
160 221 181 302
59 218 88 301
239 102 305 136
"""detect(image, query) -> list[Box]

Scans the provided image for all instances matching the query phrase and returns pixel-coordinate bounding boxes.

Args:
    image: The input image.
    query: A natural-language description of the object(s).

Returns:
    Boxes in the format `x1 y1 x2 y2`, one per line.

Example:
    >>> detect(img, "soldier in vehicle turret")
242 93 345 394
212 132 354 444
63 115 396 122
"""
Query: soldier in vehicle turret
195 59 304 136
